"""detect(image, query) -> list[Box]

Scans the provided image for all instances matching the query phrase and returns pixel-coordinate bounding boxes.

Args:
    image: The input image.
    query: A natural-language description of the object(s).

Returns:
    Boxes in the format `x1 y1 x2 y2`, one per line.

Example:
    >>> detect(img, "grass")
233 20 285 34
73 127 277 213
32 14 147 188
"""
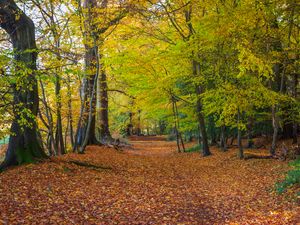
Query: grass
186 144 202 153
275 158 300 196
166 135 176 141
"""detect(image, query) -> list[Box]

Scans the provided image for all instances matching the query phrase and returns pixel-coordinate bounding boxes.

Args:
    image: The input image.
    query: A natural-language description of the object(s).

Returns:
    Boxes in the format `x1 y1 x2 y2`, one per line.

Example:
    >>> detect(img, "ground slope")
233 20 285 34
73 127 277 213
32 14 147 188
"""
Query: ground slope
0 136 299 224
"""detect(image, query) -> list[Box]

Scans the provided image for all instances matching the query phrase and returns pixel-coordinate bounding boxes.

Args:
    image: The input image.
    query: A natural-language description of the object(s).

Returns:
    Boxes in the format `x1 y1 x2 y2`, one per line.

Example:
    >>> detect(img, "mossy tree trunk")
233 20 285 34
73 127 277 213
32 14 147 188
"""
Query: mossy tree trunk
0 0 47 169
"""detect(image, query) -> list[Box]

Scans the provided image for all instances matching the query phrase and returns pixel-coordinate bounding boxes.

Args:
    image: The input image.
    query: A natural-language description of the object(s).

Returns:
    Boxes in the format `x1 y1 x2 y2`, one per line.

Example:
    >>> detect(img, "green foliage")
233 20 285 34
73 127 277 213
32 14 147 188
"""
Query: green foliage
275 159 300 195
1 0 299 162
102 0 299 139
186 144 202 153
166 134 176 142
109 110 130 137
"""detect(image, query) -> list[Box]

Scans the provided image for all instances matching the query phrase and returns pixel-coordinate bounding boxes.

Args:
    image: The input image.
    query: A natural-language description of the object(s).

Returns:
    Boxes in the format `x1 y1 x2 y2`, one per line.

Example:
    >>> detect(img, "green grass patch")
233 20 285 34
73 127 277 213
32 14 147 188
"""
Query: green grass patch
186 144 202 153
275 159 300 196
166 135 176 141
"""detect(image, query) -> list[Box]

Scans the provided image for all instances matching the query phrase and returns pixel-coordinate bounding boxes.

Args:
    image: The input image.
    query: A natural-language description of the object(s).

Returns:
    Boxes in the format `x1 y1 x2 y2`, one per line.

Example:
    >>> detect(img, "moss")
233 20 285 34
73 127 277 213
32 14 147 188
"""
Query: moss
15 146 34 164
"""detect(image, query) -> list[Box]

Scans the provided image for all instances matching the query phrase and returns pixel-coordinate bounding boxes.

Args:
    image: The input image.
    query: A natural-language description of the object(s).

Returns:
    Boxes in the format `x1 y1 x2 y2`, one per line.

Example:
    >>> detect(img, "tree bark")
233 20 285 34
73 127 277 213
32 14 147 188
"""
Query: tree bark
76 0 100 150
55 71 65 155
270 62 284 155
66 73 75 148
79 60 99 153
73 80 88 152
137 109 141 136
194 63 211 156
220 125 227 151
0 0 47 169
237 110 244 159
184 5 211 156
78 0 127 148
269 17 284 155
97 71 112 143
172 100 181 153
270 105 279 155
82 44 99 145
292 73 298 144
246 117 254 148
174 100 185 152
208 116 217 146
126 112 133 136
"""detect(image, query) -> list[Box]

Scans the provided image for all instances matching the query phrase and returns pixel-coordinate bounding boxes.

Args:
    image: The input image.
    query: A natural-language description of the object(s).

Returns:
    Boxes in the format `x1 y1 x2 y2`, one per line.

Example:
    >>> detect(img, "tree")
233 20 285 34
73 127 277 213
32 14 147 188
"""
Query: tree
0 0 47 169
74 0 130 152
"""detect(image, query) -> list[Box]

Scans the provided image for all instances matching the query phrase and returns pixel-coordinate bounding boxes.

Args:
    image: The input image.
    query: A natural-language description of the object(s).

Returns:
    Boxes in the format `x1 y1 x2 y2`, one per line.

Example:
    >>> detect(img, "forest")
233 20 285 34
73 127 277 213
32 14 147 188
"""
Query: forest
0 0 299 224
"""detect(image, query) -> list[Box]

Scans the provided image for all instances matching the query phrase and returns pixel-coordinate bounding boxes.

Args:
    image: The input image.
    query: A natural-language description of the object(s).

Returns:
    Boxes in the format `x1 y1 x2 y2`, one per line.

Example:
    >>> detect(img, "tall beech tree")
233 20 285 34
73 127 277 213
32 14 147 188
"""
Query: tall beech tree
0 0 46 168
95 1 129 144
75 0 129 152
78 0 100 152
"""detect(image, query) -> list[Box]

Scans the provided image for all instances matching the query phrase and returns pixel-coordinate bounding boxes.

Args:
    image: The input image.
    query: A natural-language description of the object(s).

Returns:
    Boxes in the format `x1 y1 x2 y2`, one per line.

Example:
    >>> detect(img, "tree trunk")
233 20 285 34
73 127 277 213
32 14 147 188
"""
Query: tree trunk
174 100 185 152
269 17 283 155
184 5 210 157
198 114 210 156
55 72 65 155
270 62 284 155
137 109 142 136
73 80 87 152
246 117 254 148
77 0 100 150
230 132 236 146
97 71 112 143
79 11 101 153
82 45 99 145
67 73 75 148
208 116 217 146
292 73 298 144
79 62 99 153
270 105 279 155
126 112 133 136
0 0 47 169
237 110 244 159
80 0 126 147
194 63 211 156
220 125 227 151
172 99 181 153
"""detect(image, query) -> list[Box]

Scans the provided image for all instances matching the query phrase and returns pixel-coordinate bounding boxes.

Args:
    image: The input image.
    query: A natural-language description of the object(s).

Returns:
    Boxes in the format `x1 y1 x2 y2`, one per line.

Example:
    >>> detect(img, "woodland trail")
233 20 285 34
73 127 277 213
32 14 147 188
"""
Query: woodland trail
0 136 299 224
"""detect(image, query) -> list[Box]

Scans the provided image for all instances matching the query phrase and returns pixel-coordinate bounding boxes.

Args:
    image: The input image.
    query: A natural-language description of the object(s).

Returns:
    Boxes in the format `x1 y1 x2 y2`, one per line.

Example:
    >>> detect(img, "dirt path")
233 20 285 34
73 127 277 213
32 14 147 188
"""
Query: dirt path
0 136 298 224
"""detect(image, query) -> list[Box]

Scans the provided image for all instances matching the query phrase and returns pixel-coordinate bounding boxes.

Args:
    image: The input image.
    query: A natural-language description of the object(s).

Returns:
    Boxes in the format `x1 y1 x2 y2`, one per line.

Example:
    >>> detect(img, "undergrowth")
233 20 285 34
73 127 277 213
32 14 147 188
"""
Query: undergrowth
186 144 202 153
275 159 300 196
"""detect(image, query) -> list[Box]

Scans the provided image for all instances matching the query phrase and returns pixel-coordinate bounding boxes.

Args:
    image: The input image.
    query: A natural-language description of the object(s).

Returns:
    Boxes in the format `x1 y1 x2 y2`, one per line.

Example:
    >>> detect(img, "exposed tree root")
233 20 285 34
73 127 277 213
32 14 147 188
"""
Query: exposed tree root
244 154 273 160
67 160 112 171
99 137 131 151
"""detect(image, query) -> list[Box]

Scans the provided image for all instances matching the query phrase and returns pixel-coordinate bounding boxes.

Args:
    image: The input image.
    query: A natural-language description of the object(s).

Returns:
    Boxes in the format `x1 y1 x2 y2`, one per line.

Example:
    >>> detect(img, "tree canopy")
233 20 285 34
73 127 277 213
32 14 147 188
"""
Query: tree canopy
0 0 299 163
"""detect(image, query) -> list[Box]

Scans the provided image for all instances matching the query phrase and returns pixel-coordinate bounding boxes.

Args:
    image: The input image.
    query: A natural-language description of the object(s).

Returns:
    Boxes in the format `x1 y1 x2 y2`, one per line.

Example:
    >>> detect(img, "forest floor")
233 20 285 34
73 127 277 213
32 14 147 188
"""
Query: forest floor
0 136 299 224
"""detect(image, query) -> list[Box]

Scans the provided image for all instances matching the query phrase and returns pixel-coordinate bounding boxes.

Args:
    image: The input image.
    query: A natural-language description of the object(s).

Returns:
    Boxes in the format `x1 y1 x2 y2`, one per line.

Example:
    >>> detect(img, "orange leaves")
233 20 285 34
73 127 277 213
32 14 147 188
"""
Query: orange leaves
0 136 298 224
